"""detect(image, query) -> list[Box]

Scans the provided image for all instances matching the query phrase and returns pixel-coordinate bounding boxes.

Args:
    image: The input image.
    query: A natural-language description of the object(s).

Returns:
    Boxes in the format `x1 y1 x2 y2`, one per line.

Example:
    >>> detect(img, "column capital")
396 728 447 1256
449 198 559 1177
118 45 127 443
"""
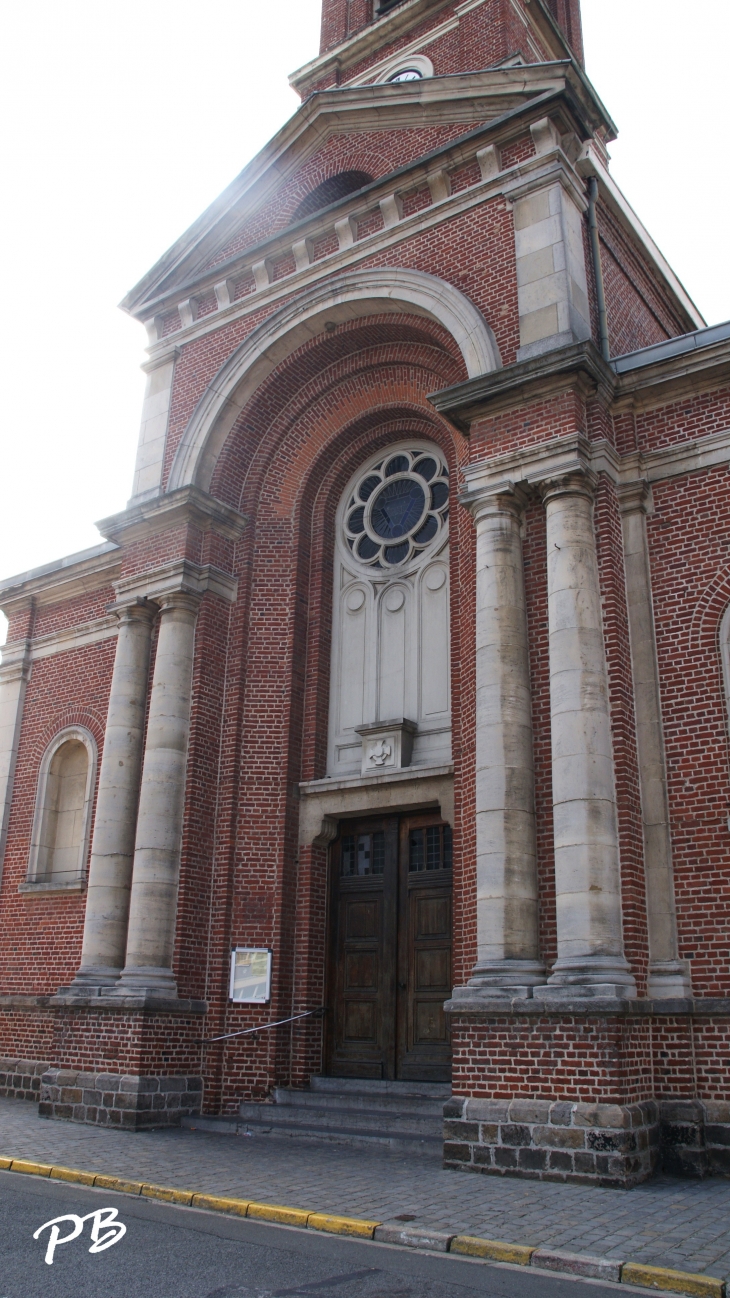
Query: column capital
114 558 238 608
460 479 530 524
0 639 32 686
537 465 597 506
108 596 159 626
616 478 652 516
156 590 202 617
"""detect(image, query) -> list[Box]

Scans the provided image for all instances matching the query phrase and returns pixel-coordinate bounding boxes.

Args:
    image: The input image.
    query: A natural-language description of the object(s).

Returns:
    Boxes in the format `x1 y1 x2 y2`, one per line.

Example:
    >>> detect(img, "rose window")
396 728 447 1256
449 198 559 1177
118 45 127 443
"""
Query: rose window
343 449 449 568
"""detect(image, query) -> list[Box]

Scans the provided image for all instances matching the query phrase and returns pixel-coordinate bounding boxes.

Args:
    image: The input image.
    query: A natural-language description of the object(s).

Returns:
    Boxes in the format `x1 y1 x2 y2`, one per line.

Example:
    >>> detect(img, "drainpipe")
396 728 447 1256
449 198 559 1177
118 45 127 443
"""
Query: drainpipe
587 175 610 362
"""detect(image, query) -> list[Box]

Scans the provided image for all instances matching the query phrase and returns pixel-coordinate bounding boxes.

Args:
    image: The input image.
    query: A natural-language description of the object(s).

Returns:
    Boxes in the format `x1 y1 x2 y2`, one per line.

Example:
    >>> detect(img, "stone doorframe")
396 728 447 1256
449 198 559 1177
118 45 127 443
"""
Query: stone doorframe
298 764 454 848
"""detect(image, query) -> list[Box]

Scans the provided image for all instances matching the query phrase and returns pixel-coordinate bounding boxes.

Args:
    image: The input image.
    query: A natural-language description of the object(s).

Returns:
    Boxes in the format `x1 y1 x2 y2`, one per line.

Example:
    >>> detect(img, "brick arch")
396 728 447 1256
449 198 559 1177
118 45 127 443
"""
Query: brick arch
210 317 464 512
688 566 730 658
167 267 499 493
28 709 106 770
215 399 469 1090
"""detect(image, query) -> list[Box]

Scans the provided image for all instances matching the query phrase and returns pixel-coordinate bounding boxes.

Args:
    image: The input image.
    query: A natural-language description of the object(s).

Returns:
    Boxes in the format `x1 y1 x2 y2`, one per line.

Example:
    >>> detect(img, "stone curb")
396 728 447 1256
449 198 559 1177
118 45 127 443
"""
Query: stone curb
0 1154 725 1298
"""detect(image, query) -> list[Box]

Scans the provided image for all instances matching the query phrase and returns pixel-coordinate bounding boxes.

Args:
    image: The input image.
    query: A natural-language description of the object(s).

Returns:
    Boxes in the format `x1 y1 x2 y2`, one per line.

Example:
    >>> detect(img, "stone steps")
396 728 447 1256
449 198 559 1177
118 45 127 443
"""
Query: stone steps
182 1077 449 1156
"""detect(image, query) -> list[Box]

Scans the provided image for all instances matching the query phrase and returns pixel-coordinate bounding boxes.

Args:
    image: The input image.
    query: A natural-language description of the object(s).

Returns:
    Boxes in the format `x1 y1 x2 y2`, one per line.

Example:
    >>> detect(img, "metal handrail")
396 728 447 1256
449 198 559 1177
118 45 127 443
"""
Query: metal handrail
197 1006 325 1046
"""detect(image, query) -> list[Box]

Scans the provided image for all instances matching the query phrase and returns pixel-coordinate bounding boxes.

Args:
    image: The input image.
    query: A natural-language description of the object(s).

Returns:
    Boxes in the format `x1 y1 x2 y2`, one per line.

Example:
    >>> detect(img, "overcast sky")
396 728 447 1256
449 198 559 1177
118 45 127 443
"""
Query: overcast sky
1 0 728 644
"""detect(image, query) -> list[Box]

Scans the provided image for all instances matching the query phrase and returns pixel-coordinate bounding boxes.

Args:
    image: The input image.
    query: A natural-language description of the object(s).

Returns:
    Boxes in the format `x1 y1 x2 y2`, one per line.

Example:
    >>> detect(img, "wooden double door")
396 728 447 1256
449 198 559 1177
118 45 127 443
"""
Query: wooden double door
325 813 452 1082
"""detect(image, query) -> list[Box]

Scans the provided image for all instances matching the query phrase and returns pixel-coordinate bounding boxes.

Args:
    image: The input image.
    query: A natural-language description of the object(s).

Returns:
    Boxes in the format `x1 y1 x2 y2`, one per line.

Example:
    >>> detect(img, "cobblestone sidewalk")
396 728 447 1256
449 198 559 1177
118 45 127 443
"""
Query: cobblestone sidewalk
1 1096 729 1280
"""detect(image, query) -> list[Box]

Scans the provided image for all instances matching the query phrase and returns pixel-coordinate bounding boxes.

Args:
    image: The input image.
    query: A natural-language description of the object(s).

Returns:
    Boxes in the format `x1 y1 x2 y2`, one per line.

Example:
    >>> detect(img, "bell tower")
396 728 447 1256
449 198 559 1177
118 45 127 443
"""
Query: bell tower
315 0 581 85
545 0 583 63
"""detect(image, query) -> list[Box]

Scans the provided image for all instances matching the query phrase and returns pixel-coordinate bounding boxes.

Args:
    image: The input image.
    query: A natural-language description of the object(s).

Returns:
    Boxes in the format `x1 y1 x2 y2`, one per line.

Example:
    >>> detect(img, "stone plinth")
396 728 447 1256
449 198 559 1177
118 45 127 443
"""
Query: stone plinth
445 998 730 1185
39 1068 203 1130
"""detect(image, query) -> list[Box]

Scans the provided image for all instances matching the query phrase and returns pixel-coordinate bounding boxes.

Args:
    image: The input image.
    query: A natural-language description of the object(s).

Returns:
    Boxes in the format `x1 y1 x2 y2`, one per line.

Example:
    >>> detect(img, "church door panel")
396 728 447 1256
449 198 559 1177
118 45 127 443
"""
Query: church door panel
325 813 451 1082
396 815 453 1082
326 818 398 1079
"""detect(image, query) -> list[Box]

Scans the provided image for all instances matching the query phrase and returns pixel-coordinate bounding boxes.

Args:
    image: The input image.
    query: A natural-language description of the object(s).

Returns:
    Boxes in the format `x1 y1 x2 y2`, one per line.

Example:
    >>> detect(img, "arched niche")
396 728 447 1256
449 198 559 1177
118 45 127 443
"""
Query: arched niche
25 727 97 890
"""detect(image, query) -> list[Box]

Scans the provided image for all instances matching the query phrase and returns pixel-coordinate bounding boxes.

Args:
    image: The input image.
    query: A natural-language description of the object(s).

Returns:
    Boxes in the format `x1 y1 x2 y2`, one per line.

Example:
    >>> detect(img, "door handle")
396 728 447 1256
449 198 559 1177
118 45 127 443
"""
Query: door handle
398 981 407 990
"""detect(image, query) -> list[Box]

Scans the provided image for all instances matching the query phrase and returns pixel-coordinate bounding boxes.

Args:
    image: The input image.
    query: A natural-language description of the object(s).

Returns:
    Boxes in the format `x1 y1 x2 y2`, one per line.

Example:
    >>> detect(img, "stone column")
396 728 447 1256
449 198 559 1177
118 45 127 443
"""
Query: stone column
619 483 690 997
535 471 636 998
65 600 156 990
458 486 544 998
113 592 200 998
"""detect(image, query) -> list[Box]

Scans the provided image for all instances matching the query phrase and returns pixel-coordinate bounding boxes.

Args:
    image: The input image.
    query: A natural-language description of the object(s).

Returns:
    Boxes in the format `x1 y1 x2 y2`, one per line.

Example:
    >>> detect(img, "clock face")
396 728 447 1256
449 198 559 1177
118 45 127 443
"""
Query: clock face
389 68 422 82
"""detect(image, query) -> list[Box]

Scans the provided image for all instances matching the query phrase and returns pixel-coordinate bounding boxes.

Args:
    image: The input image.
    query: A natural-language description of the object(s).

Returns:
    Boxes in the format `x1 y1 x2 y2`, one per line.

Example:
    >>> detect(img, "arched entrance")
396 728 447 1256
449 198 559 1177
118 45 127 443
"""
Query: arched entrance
324 440 454 1082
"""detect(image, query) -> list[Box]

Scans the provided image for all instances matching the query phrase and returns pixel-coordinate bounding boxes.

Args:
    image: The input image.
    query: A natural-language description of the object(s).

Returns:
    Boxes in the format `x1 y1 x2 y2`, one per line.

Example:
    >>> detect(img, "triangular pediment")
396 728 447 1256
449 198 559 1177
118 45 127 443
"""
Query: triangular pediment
121 61 614 320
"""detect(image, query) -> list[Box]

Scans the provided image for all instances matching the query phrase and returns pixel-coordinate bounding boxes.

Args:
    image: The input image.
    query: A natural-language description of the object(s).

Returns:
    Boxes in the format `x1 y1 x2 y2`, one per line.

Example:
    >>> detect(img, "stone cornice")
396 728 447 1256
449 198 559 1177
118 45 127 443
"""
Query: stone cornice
124 60 612 321
0 543 121 618
430 340 615 430
97 485 247 546
461 432 617 507
114 559 239 607
431 331 730 429
613 336 730 413
620 427 730 488
25 616 119 663
0 639 31 683
299 763 454 846
137 83 579 334
462 425 730 511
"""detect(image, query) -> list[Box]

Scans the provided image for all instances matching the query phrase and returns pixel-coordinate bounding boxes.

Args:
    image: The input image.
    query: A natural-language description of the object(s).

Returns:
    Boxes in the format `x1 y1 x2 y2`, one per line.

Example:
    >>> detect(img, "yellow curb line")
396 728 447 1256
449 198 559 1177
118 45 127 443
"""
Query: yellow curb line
1 1155 725 1297
621 1263 725 1298
451 1236 535 1265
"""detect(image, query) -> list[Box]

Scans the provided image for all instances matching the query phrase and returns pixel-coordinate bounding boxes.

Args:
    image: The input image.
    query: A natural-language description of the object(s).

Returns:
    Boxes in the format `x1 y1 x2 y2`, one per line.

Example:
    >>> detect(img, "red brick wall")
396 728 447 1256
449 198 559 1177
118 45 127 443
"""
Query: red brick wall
450 1013 730 1106
204 125 480 271
0 639 114 994
645 462 730 998
161 194 520 490
0 1005 202 1077
451 1012 656 1103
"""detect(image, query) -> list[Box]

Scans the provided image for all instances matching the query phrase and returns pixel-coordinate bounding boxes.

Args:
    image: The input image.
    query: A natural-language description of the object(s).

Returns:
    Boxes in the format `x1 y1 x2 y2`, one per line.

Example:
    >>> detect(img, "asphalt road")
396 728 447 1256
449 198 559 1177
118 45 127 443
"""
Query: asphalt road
0 1170 624 1298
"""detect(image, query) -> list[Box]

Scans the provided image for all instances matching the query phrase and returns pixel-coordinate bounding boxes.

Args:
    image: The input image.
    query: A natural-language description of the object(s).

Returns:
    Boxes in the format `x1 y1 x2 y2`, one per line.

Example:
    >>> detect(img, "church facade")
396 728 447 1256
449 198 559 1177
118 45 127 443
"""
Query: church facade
1 0 729 1186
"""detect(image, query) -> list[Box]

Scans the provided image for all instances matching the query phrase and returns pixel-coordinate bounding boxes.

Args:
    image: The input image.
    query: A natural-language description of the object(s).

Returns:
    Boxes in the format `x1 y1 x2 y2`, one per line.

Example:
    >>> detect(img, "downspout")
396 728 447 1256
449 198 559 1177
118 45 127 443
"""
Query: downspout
587 175 610 362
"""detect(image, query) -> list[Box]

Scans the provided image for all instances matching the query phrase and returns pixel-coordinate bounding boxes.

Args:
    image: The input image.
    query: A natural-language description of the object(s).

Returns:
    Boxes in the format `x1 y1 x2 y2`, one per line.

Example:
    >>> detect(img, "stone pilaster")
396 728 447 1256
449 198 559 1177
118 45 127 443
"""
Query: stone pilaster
535 469 635 999
0 639 31 878
113 592 200 998
507 159 592 363
618 482 690 997
452 484 544 1000
64 599 157 992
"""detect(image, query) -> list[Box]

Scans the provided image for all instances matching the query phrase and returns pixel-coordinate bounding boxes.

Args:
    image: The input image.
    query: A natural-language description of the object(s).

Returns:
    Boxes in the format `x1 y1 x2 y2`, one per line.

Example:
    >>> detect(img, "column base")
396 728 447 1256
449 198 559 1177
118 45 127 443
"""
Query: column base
57 966 122 997
460 959 546 999
647 961 692 999
111 966 179 998
534 984 637 1001
535 955 637 1000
